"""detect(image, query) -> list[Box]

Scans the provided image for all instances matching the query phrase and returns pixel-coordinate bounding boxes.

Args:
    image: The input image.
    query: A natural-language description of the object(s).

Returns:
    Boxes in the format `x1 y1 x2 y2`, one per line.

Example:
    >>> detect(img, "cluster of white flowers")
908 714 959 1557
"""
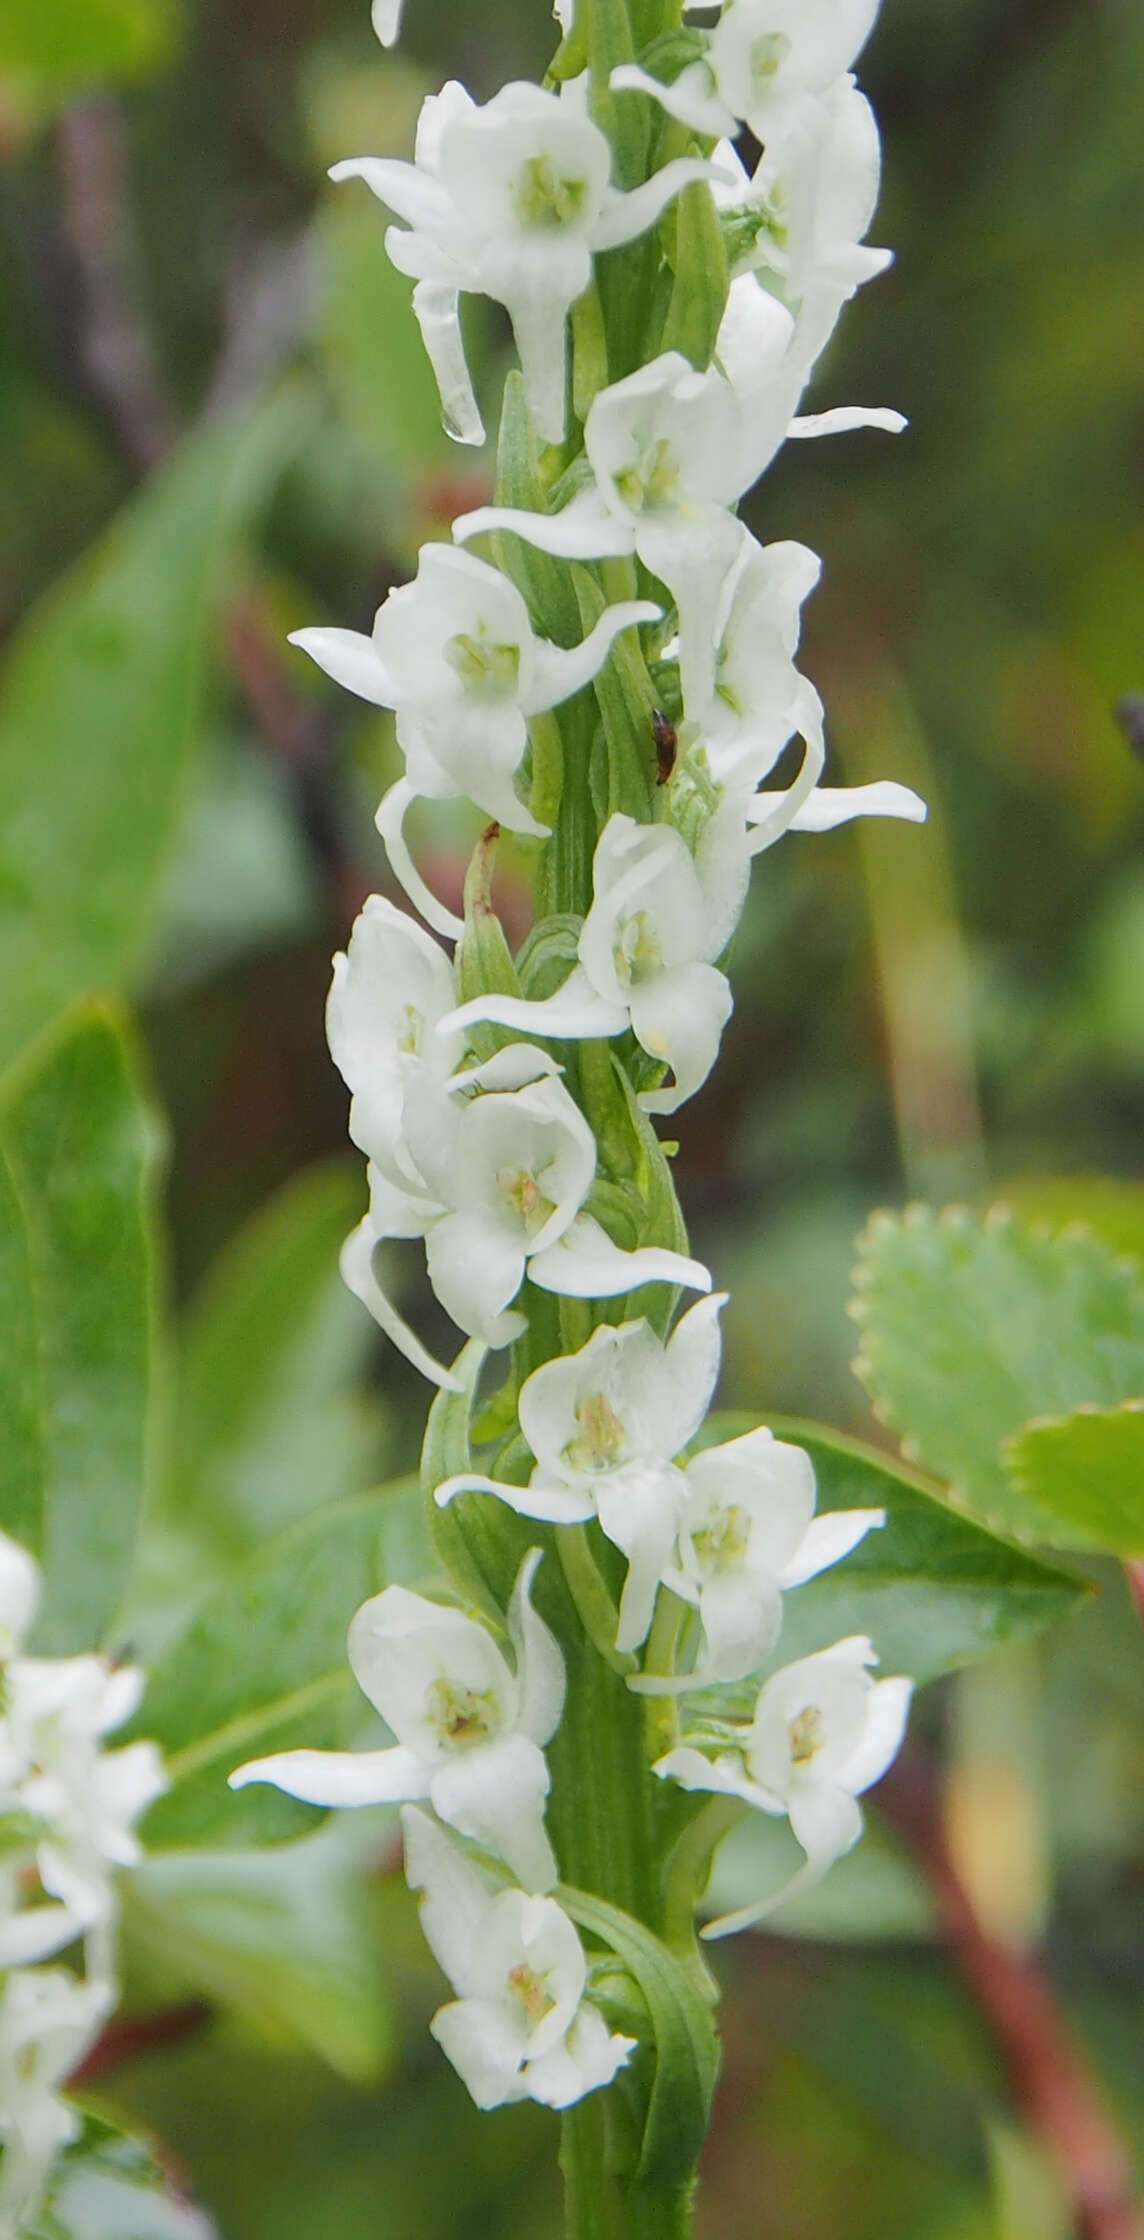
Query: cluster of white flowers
0 1534 166 2234
262 0 918 2119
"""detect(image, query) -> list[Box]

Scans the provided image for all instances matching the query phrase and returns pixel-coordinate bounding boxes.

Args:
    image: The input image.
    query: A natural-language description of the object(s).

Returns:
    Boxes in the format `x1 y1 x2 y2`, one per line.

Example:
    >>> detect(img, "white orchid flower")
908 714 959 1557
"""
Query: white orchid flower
710 76 891 385
370 0 402 45
438 1295 726 1653
613 0 880 147
0 1530 39 1661
337 1047 711 1389
402 1805 636 2109
290 544 658 913
439 810 746 1115
0 1969 112 2233
325 894 462 1173
656 1635 912 1935
232 1550 564 1891
0 1657 166 1938
639 1429 884 1690
331 75 713 445
454 281 902 719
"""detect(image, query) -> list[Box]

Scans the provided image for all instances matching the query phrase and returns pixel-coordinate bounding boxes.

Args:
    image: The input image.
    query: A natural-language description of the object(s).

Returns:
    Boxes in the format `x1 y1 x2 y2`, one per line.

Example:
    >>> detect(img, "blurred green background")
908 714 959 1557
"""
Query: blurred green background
2 0 1143 2232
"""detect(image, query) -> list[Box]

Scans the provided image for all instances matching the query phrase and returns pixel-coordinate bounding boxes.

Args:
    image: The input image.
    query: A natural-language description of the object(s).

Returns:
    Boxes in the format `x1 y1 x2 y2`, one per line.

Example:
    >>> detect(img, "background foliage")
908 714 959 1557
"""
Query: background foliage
1 0 1143 2232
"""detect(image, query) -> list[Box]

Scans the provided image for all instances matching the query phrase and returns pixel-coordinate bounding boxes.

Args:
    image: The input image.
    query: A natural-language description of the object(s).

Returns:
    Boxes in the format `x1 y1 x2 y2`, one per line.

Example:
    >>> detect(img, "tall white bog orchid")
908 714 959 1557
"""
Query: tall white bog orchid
326 895 462 1173
331 76 713 445
231 1550 565 1891
402 1806 636 2110
613 0 880 146
438 1296 726 1653
338 1047 711 1387
656 1636 912 1934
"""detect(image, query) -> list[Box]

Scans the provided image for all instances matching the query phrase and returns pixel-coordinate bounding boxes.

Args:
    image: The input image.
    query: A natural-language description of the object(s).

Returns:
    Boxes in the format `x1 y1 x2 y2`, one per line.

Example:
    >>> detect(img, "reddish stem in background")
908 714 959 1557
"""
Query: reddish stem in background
878 1751 1144 2240
68 2001 211 2088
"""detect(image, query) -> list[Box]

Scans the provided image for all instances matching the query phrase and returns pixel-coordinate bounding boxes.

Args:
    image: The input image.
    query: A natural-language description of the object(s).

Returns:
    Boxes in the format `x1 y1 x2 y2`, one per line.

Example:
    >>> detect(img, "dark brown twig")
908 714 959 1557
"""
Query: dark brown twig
878 1749 1144 2240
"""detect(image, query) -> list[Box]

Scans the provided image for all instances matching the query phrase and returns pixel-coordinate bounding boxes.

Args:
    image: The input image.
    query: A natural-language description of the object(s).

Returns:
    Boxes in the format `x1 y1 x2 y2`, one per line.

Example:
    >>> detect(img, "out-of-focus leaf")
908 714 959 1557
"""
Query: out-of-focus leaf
850 1206 1144 1543
146 734 318 999
0 411 291 1073
692 1416 1084 1684
986 2120 1072 2240
137 1479 437 1849
317 200 470 486
994 1176 1144 1272
1003 1404 1144 1557
0 0 180 92
702 1806 935 1944
35 2113 215 2240
0 1004 163 1651
175 1162 383 1555
126 1824 393 2084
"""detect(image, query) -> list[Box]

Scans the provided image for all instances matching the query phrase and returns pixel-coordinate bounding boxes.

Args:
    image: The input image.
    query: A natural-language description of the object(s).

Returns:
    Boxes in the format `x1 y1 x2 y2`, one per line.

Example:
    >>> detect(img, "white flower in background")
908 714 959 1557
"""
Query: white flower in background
370 0 402 46
613 0 880 146
232 1550 564 1891
402 1806 636 2109
0 1658 166 1940
440 809 749 1115
438 1295 725 1653
711 77 890 385
325 895 462 1174
0 1969 112 2237
332 76 713 445
291 543 658 840
338 1046 711 1388
649 1430 884 1688
656 1636 912 1935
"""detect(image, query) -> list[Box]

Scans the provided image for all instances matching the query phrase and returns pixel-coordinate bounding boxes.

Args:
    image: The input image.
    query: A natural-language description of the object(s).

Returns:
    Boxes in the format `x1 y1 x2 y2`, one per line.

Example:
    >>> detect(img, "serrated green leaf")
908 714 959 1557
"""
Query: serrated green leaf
175 1162 384 1555
692 1415 1085 1683
560 1886 719 2189
137 1480 435 1848
0 1004 163 1651
125 1824 393 2084
851 1206 1144 1544
995 1175 1144 1271
36 2113 216 2240
0 410 290 1072
0 0 180 92
1003 1404 1144 1556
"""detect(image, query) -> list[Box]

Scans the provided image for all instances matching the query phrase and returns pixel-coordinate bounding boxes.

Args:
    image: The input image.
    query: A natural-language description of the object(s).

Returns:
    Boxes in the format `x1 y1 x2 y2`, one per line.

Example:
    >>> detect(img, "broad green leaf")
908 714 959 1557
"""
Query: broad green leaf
35 2113 216 2240
560 1886 719 2190
1003 1404 1144 1556
994 1175 1144 1271
693 1416 1084 1684
146 732 318 999
317 201 471 489
126 1824 393 2084
0 0 180 91
0 410 290 1072
850 1206 1144 1543
0 1004 163 1651
175 1162 384 1555
137 1480 436 1849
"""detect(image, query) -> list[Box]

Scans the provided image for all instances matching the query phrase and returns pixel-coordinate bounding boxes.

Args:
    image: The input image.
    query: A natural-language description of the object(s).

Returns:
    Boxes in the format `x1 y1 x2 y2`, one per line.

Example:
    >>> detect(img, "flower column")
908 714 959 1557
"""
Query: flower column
252 1 924 2233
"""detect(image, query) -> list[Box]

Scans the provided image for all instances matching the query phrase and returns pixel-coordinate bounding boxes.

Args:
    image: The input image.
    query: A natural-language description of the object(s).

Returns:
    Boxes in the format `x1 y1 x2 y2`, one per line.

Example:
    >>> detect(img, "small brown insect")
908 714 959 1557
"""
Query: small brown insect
652 709 677 785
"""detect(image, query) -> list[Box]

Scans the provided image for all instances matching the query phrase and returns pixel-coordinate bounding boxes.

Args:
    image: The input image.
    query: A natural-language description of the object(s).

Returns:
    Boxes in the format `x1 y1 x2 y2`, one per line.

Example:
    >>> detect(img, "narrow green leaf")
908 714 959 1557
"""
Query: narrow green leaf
0 1003 163 1651
693 1414 1085 1683
1003 1404 1144 1557
561 1886 719 2188
137 1482 435 1848
420 1341 540 1622
176 1161 383 1555
661 183 729 372
850 1205 1144 1543
126 1825 393 2084
0 410 291 1071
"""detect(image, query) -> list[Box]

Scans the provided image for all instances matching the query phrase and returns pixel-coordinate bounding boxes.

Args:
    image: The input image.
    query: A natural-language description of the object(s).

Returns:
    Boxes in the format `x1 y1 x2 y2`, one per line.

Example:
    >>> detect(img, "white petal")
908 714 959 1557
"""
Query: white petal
789 1781 864 1867
440 968 627 1044
431 1996 529 2109
508 1549 567 1748
527 2006 635 2105
0 1904 82 1968
288 627 397 708
228 1745 428 1807
329 155 451 233
371 0 402 46
0 1532 39 1656
592 156 718 253
700 1851 831 1940
412 280 486 446
375 778 465 942
426 1207 528 1346
529 1214 711 1300
435 1470 596 1528
340 1217 463 1390
789 406 907 438
454 489 635 562
779 1507 885 1588
840 1675 913 1795
430 1735 556 1892
653 1746 761 1804
524 601 662 717
660 1292 727 1455
609 60 736 141
596 1468 686 1653
631 960 732 1114
401 1804 492 1997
